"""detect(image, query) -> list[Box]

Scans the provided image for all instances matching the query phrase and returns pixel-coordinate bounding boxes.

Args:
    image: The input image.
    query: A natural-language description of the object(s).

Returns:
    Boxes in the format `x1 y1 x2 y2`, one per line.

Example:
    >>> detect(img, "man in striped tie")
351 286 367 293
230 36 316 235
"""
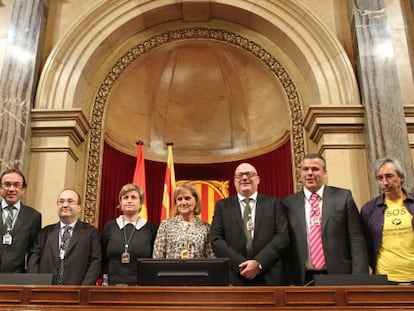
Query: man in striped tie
282 153 368 285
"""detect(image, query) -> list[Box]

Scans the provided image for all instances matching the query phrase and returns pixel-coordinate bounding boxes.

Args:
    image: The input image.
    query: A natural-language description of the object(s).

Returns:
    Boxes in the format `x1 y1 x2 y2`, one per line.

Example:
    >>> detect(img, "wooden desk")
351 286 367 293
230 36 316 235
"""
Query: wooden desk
0 285 414 310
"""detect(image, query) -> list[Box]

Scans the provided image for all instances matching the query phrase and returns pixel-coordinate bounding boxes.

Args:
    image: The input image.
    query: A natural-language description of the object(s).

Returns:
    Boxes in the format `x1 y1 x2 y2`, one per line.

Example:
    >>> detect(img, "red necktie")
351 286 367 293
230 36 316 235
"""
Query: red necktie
309 193 325 270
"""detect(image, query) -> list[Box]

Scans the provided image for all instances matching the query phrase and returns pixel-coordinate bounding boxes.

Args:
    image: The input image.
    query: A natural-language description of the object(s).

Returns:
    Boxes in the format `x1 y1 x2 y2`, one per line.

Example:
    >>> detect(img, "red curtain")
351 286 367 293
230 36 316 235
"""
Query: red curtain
98 140 293 231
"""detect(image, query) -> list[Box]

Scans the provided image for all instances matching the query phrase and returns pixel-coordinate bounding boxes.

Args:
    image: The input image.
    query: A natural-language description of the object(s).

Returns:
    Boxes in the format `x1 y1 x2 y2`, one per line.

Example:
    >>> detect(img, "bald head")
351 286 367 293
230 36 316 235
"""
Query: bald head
234 163 260 197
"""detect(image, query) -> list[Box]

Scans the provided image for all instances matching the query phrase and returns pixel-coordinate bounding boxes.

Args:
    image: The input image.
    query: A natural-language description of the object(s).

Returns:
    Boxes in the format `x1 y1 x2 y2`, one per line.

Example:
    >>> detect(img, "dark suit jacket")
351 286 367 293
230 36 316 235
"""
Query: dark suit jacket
27 220 101 285
0 203 41 272
283 186 368 285
210 194 289 285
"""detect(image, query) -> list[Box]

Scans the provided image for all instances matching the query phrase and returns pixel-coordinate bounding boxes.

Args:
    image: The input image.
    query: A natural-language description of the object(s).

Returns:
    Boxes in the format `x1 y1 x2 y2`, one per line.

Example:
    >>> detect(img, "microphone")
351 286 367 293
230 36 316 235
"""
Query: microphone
304 279 314 286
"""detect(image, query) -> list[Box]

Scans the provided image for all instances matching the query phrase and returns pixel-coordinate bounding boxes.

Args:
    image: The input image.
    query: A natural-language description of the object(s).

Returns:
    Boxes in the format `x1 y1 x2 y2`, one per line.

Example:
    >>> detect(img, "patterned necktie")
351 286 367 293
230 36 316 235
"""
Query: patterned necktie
56 226 72 285
243 198 253 257
4 206 14 229
309 193 325 270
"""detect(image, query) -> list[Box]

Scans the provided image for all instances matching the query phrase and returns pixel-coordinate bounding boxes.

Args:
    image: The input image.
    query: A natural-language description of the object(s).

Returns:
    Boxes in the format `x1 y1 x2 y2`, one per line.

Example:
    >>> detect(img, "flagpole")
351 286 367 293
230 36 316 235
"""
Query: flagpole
161 142 176 222
133 140 148 220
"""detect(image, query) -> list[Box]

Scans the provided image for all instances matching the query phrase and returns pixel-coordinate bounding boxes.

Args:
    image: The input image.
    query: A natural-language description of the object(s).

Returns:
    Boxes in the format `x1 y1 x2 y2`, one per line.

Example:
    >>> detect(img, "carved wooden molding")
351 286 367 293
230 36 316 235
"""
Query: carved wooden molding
0 285 413 309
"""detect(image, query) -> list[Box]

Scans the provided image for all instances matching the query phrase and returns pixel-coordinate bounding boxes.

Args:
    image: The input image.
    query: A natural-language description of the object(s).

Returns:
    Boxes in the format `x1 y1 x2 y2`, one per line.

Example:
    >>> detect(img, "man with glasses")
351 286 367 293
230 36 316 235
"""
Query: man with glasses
361 157 414 284
0 168 41 272
210 163 289 285
28 189 101 285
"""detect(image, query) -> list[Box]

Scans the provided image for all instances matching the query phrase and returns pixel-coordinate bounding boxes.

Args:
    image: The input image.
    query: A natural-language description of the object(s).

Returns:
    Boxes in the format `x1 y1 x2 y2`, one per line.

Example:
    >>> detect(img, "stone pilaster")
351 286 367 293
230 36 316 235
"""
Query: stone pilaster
0 0 48 173
351 0 414 193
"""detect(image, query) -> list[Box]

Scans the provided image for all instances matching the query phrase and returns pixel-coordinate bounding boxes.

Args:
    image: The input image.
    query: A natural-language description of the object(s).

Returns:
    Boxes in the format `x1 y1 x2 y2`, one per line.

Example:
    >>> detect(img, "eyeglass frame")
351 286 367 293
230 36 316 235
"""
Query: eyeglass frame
234 172 258 179
57 199 80 206
1 182 24 189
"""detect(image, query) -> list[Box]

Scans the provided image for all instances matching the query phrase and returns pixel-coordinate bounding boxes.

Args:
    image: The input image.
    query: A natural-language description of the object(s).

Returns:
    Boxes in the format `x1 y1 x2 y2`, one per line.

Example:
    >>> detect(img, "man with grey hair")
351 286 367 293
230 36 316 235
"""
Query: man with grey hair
361 157 414 284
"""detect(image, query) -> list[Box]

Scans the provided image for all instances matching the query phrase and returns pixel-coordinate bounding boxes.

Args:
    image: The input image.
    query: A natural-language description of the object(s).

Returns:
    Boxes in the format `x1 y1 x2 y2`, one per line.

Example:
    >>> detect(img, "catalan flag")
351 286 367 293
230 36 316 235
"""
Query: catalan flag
160 143 176 222
133 141 147 219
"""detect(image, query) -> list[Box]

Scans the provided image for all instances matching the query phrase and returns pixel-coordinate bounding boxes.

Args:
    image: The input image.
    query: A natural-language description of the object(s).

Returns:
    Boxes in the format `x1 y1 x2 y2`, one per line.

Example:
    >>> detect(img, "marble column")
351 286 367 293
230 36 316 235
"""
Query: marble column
0 0 48 173
351 0 414 194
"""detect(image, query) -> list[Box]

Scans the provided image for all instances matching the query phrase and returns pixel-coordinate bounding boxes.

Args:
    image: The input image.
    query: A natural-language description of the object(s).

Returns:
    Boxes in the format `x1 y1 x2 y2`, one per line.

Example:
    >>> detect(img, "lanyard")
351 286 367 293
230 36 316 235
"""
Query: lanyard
122 217 139 252
3 206 17 230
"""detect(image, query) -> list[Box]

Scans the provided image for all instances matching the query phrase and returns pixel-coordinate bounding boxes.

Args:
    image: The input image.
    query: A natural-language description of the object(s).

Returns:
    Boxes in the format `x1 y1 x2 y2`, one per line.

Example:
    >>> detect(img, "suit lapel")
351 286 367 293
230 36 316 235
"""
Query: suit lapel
0 206 8 234
292 192 307 243
51 224 60 257
231 197 244 232
10 204 27 234
65 220 81 255
253 195 263 239
321 186 333 232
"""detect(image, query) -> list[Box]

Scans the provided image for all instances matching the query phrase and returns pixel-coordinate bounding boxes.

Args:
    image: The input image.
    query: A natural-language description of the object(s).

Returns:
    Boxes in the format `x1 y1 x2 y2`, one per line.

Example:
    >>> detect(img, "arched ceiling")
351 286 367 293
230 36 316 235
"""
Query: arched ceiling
35 0 359 163
105 39 289 162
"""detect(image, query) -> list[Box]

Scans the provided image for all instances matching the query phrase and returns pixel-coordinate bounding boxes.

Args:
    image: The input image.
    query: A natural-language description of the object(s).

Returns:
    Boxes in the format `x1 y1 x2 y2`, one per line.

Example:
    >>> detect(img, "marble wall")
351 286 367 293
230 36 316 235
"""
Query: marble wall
0 0 13 75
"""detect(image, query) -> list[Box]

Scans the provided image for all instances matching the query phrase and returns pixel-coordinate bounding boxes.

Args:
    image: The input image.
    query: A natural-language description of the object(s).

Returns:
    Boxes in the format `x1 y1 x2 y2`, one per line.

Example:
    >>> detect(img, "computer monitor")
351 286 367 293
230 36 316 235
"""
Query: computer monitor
137 258 230 286
313 274 388 286
0 273 53 285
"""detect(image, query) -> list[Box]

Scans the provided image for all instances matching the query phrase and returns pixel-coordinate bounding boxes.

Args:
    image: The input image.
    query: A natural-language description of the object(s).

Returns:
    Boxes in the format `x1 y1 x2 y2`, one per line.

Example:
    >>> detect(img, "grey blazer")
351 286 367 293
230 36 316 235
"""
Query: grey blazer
283 186 368 285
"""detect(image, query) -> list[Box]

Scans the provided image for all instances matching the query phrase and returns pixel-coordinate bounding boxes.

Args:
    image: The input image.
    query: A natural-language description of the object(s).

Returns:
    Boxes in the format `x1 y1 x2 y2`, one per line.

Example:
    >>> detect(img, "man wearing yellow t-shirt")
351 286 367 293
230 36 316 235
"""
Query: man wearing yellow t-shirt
361 157 414 283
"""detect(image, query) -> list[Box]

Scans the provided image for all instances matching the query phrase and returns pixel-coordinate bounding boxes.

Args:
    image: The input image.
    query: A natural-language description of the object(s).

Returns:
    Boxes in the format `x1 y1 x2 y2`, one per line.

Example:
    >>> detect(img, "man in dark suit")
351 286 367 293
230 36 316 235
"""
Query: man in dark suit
0 168 41 272
210 163 289 285
283 153 368 285
28 189 101 285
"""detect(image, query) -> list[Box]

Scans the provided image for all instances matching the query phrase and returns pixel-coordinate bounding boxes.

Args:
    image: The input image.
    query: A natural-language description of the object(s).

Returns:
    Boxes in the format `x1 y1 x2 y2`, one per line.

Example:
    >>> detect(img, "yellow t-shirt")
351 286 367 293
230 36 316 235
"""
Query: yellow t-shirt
376 196 414 282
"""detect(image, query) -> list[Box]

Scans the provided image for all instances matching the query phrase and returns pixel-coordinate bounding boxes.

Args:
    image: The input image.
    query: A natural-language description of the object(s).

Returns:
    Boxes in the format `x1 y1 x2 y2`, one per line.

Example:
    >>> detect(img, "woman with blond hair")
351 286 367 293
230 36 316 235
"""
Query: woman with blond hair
153 183 214 259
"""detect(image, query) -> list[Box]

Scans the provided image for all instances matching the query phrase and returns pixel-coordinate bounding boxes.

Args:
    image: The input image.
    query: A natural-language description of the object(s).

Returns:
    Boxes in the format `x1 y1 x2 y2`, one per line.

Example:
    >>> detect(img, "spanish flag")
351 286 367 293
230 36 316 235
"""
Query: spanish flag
160 143 176 222
133 141 147 219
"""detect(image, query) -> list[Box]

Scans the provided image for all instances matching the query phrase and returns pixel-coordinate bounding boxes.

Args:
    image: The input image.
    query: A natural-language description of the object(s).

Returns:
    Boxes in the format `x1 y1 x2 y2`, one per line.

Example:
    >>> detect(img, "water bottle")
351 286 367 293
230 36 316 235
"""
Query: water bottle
102 274 109 286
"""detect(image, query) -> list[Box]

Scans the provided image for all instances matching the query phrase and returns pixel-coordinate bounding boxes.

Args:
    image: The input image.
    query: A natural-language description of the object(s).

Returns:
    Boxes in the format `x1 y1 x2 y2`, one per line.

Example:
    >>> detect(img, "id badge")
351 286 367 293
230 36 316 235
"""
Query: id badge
181 249 189 259
247 219 254 231
310 216 321 226
59 249 65 260
121 251 130 263
2 233 12 245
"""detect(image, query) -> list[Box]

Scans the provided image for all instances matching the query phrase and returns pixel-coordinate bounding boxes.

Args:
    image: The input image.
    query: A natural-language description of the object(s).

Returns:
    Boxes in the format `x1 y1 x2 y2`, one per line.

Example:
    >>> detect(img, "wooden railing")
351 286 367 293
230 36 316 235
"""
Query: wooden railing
1 285 414 310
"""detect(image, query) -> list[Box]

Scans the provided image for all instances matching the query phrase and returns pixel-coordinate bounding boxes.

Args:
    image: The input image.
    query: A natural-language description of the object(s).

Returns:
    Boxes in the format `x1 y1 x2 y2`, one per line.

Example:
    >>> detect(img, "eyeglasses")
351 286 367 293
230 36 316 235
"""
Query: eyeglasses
1 182 23 189
234 172 258 179
57 199 79 206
